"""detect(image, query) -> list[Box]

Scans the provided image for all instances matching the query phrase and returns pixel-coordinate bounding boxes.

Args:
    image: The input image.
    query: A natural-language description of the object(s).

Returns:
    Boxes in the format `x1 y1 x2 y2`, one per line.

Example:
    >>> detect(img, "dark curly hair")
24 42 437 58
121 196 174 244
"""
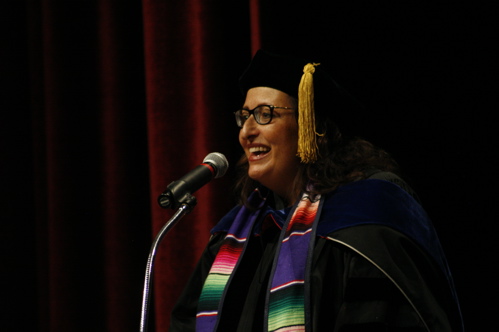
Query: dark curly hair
234 118 400 207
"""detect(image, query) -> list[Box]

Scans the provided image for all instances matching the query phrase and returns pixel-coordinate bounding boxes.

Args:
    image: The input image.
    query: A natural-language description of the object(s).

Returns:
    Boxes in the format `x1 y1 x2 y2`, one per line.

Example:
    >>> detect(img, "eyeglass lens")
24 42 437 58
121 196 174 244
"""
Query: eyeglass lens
236 106 273 127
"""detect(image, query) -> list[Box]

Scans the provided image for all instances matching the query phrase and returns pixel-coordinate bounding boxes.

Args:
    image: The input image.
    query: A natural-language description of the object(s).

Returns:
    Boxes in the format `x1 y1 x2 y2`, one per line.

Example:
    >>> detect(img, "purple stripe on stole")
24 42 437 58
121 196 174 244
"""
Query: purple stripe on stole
266 195 321 332
196 316 217 332
271 231 311 288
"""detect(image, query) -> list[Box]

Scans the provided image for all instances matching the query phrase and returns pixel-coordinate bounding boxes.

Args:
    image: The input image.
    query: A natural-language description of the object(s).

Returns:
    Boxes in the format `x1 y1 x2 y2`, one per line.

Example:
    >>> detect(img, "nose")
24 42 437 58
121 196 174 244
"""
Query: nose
239 115 259 141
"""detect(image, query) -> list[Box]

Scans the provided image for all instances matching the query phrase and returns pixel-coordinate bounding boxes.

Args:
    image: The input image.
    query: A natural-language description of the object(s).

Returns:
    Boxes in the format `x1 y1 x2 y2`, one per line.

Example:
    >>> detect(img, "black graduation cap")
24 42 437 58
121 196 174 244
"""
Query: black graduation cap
239 50 306 99
239 50 363 163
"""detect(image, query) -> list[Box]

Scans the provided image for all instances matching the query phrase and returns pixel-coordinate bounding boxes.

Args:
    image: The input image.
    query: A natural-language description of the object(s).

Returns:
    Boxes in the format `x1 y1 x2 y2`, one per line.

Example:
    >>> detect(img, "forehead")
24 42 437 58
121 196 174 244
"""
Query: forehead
244 87 297 107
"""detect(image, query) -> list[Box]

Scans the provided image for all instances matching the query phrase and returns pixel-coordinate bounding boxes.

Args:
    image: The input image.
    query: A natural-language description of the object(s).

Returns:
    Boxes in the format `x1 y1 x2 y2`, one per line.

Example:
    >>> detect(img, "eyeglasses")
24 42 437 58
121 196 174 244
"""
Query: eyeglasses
234 105 296 127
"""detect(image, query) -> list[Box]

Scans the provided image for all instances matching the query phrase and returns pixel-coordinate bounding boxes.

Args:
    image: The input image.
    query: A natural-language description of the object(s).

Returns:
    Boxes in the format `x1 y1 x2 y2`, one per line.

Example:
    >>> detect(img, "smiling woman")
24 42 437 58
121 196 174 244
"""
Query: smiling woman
169 50 464 332
238 87 299 203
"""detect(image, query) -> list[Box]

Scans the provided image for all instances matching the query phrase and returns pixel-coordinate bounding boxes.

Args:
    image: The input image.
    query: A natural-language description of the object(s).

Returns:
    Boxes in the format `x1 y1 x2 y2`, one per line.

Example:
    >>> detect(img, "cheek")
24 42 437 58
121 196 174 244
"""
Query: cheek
276 130 299 162
238 131 245 147
283 126 299 151
283 143 299 162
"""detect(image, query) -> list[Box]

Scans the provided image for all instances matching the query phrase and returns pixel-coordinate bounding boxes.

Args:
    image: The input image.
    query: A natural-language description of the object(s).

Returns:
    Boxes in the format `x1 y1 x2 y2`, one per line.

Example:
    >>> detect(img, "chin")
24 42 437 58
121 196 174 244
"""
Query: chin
247 168 269 186
247 172 264 184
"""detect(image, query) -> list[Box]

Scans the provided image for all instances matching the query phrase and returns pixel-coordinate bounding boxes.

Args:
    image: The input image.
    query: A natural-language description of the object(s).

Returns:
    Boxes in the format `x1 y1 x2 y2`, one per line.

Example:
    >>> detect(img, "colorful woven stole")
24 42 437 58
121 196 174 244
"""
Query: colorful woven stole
266 193 322 332
196 190 266 332
196 190 322 331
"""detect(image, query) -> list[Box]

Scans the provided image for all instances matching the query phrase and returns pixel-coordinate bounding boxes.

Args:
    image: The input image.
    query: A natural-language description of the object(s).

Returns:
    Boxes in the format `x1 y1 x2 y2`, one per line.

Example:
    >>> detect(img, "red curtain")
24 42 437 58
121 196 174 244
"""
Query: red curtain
2 0 256 331
141 0 256 330
1 1 496 331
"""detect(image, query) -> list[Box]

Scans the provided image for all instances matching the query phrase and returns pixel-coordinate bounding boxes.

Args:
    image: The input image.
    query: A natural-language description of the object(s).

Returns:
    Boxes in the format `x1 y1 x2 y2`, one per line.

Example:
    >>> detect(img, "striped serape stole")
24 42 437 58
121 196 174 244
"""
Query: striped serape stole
196 190 265 332
267 193 322 332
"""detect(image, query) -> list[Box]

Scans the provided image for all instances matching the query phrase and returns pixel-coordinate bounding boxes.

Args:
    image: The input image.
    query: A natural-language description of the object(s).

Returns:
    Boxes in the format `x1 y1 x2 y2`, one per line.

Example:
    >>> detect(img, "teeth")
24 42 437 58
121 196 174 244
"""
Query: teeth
249 146 270 153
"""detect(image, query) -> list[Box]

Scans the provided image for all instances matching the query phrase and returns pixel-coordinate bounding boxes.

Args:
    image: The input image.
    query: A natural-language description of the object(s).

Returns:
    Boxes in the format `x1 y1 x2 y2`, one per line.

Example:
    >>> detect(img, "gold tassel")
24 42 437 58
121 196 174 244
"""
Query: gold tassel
297 63 320 163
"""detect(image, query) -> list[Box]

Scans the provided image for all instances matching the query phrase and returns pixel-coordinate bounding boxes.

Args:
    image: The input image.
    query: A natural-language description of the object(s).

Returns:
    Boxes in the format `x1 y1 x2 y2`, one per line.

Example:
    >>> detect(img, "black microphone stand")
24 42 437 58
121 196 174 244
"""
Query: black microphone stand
139 195 197 332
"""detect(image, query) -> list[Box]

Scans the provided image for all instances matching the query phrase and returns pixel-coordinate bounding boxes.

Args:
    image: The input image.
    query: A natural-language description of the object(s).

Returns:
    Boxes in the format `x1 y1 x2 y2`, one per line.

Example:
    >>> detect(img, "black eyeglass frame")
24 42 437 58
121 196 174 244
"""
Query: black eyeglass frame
234 105 296 127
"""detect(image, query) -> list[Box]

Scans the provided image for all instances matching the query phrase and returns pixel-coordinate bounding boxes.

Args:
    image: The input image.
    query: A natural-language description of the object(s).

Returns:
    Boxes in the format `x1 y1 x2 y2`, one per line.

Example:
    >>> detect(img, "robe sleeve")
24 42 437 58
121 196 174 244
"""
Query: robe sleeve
310 226 460 331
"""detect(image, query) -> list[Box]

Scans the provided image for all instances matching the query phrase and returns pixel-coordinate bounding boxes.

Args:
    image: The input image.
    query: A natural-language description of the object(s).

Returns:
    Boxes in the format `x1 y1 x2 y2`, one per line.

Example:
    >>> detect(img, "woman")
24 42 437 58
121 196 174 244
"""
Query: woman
170 50 463 331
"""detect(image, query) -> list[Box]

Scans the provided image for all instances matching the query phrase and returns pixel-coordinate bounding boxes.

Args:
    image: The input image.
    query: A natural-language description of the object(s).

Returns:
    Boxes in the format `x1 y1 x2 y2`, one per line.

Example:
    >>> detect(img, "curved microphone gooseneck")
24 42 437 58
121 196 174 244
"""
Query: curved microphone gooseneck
139 152 229 332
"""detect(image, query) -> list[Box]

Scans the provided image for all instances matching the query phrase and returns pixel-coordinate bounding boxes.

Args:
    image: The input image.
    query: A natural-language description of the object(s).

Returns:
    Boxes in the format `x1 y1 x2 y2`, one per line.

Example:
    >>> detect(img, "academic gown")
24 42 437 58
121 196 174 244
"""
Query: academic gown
170 173 463 331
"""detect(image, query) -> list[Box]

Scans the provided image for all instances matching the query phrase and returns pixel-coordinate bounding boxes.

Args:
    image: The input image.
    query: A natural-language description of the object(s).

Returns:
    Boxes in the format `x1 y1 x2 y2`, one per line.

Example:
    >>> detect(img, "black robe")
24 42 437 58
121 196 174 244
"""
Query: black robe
170 174 463 331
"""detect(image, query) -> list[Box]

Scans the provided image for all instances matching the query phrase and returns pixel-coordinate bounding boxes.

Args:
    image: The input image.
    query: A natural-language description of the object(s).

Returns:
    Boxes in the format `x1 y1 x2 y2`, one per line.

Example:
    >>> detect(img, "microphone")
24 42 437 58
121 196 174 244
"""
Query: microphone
157 152 229 209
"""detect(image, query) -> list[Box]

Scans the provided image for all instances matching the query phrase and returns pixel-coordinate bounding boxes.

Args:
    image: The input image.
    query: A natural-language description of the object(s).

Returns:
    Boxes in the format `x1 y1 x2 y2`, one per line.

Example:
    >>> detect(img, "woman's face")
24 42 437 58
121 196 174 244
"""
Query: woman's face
239 87 300 200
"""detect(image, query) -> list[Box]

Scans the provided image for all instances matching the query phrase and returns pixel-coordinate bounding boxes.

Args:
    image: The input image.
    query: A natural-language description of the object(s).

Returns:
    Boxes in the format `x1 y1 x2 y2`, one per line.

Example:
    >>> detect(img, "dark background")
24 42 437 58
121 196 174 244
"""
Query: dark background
1 0 496 330
260 2 497 330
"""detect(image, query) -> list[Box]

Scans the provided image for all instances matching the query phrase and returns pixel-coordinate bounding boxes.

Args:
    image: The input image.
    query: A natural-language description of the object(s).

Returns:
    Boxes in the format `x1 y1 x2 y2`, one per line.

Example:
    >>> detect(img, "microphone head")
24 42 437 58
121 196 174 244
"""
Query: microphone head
203 152 229 178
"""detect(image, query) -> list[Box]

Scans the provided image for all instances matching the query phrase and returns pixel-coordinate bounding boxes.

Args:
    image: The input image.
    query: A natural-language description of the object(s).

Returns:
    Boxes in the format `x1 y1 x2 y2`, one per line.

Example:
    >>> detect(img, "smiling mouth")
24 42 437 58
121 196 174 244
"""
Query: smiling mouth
249 146 270 158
